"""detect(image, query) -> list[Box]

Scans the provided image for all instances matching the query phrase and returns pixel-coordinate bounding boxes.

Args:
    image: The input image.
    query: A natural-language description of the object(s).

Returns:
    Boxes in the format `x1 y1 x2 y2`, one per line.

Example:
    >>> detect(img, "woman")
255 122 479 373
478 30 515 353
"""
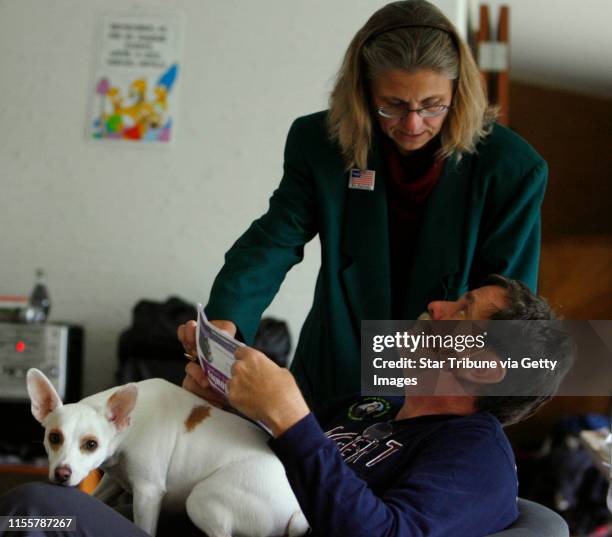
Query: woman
180 0 547 406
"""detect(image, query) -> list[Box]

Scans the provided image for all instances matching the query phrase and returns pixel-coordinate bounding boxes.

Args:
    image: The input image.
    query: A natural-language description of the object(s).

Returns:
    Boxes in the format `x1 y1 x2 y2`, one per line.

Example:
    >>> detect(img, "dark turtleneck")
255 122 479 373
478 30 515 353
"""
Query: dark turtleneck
383 135 445 318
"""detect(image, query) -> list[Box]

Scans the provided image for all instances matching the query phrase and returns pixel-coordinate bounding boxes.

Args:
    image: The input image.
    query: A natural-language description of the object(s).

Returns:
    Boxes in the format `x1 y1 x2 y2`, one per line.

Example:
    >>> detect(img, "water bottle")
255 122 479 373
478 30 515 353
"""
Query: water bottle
28 268 51 323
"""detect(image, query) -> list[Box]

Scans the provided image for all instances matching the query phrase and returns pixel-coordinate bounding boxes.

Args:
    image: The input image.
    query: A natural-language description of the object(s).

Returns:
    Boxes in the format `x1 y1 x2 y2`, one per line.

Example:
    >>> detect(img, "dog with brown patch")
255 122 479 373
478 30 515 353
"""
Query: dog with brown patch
26 369 308 537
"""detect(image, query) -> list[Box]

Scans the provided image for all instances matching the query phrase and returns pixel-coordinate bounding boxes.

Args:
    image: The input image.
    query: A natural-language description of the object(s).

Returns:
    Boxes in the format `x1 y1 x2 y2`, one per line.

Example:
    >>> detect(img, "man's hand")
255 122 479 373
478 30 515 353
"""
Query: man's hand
177 319 237 359
179 318 237 407
228 347 310 438
182 362 226 408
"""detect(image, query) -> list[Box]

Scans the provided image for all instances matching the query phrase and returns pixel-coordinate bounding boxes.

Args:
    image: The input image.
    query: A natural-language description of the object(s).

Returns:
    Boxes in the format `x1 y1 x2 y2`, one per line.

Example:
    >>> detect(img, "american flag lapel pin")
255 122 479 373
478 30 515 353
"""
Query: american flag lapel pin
348 168 376 191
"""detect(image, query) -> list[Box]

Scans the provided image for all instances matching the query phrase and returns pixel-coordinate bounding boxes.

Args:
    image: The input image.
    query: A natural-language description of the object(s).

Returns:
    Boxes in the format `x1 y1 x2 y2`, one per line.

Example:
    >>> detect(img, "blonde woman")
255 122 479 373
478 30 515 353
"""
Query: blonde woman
181 0 547 407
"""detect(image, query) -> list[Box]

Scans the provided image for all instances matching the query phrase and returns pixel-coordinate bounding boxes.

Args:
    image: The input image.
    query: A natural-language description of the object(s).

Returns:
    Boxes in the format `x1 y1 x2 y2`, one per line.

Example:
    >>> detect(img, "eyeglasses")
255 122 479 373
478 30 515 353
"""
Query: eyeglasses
376 104 450 119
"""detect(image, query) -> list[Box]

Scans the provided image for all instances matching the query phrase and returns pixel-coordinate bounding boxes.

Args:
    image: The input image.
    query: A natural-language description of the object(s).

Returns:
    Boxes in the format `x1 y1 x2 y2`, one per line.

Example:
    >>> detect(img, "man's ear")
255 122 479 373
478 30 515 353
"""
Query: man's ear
27 368 63 424
455 365 506 385
453 351 507 385
105 384 138 432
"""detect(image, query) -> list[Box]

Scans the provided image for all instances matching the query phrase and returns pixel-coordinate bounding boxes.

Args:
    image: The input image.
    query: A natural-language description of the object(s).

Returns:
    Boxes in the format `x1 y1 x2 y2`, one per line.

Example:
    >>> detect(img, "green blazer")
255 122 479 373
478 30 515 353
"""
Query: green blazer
206 111 547 405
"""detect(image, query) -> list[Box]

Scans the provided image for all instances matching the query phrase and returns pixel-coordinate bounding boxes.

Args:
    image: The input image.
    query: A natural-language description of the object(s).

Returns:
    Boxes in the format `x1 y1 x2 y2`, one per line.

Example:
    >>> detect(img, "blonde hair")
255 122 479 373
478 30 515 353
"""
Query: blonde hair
328 0 496 170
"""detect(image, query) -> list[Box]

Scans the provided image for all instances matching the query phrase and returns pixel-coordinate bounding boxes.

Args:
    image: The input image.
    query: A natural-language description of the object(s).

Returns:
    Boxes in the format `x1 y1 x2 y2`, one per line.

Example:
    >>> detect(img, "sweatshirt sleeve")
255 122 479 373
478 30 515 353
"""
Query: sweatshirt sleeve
205 117 318 344
270 414 518 537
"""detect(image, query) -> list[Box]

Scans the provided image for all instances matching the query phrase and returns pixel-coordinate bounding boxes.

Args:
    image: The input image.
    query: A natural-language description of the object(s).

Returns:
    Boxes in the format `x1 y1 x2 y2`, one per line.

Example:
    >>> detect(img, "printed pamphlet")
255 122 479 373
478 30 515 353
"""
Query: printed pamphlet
195 303 244 398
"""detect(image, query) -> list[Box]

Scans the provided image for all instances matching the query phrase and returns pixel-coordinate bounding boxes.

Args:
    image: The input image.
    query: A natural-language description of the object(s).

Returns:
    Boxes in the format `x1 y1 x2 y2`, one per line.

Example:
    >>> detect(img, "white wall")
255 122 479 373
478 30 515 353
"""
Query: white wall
0 0 389 395
0 0 609 396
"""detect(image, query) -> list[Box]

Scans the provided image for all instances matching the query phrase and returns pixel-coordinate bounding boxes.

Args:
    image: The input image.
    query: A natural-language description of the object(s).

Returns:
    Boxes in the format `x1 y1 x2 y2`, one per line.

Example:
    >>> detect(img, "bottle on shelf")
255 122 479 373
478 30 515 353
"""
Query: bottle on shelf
27 268 51 323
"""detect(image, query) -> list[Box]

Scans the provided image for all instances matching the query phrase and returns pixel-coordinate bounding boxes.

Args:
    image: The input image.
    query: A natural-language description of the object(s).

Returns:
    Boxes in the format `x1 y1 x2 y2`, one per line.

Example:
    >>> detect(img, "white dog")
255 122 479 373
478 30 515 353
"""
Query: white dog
26 368 309 537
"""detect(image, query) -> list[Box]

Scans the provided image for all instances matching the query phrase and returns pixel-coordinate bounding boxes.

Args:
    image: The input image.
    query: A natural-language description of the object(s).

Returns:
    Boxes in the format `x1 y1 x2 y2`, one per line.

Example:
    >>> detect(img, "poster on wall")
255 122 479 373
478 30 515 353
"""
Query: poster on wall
90 12 181 144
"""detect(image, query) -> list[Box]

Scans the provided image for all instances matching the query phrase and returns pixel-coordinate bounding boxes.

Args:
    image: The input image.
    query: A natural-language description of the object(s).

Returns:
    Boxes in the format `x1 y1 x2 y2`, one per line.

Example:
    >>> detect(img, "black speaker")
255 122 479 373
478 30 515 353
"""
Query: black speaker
0 323 83 460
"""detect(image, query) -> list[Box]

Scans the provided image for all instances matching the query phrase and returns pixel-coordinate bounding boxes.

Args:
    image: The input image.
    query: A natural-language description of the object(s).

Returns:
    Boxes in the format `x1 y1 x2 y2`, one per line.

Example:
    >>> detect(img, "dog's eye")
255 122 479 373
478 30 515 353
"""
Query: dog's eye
48 432 61 445
83 440 98 451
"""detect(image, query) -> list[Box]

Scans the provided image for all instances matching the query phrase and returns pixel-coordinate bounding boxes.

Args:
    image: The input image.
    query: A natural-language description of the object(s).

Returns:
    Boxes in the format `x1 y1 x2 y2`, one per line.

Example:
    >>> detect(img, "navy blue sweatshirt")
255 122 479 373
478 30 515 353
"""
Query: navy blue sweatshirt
269 396 518 537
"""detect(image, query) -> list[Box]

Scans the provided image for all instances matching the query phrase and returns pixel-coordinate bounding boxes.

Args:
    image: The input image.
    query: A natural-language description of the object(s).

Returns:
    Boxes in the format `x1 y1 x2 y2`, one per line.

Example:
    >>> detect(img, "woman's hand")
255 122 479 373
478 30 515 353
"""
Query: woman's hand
228 347 310 438
179 318 237 407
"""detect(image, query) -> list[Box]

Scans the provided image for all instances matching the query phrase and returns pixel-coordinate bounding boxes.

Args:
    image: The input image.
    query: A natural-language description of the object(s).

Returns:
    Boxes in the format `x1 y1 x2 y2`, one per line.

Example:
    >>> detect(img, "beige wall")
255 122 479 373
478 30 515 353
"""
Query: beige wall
507 81 612 442
510 81 612 319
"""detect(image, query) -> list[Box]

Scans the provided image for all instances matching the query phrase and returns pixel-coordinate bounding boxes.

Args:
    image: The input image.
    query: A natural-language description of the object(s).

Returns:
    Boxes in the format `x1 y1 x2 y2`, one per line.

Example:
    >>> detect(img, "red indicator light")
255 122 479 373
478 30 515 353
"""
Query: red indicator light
15 341 26 353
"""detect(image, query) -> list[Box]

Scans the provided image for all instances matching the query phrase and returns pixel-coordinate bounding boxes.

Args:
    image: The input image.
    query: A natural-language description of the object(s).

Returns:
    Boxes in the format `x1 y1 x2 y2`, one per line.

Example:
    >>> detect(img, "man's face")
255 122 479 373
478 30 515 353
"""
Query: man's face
370 68 453 154
422 285 508 321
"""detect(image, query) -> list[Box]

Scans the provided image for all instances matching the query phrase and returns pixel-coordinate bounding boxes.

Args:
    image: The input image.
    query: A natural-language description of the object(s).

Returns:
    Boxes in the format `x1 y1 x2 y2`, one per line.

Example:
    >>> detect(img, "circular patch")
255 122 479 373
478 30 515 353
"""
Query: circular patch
348 397 391 421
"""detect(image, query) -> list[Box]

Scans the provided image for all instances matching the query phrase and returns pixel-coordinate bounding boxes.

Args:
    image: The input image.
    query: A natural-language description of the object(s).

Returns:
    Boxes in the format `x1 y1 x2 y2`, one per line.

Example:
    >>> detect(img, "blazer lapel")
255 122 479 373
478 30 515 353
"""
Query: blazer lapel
340 140 473 323
341 142 391 324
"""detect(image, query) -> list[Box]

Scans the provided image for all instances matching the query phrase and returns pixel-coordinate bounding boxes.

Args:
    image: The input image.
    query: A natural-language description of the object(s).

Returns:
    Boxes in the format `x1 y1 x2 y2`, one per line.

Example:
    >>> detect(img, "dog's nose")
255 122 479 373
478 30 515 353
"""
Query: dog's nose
54 465 72 484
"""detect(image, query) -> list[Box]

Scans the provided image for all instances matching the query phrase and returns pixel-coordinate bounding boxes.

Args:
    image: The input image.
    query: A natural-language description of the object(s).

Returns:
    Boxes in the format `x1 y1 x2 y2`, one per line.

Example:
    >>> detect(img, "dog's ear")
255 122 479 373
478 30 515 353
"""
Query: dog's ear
105 384 138 432
27 368 63 424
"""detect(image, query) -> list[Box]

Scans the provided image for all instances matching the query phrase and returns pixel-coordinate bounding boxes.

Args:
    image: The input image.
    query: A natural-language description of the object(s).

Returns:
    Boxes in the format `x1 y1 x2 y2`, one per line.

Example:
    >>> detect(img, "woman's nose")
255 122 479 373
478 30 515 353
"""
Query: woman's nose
402 110 423 132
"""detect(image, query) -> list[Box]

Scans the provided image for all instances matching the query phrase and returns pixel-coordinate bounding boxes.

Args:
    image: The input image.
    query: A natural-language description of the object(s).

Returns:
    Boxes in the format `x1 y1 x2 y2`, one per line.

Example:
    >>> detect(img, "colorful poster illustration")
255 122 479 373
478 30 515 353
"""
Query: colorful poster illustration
91 13 181 143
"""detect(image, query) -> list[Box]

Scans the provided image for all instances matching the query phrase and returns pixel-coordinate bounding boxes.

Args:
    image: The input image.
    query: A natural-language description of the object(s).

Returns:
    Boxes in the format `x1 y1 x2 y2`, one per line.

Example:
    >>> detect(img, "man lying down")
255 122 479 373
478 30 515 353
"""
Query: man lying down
1 275 573 537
